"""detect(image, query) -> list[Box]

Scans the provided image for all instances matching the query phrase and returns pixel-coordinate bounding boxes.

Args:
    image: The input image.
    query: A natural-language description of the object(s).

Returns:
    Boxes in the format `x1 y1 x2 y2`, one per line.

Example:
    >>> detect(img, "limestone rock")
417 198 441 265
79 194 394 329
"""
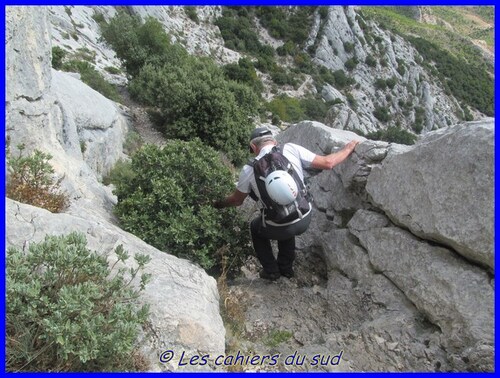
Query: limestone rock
277 121 365 157
6 5 135 223
51 69 128 180
366 119 494 269
6 6 52 102
350 224 493 371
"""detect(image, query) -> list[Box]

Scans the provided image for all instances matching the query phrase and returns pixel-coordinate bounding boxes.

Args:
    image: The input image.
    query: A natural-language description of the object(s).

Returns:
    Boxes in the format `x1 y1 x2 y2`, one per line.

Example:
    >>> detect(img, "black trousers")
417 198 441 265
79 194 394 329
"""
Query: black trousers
250 212 312 274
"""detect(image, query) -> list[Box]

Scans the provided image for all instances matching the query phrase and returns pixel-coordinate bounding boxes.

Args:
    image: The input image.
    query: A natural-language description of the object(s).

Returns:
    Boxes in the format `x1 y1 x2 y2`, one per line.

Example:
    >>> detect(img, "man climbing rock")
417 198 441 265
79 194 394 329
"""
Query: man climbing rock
214 127 359 280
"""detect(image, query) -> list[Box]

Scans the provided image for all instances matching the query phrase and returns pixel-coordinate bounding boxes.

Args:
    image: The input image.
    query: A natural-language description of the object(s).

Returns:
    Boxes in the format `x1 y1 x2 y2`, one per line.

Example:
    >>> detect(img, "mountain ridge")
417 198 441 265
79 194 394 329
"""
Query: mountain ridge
48 5 494 137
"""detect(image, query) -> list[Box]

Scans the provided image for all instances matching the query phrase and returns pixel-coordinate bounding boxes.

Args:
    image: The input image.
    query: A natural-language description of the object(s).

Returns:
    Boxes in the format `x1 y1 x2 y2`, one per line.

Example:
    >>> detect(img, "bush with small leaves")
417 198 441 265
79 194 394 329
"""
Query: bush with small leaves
343 41 355 53
111 140 252 274
373 106 391 122
51 46 66 70
344 57 358 71
266 95 304 123
365 55 377 67
130 58 257 166
366 126 417 145
7 144 69 213
6 232 151 372
184 6 199 23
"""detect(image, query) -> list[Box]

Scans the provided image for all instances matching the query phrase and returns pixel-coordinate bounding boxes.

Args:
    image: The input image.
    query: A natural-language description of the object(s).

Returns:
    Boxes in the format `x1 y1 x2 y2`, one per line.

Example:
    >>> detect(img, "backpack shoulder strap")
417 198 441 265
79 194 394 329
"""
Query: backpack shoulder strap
246 158 257 167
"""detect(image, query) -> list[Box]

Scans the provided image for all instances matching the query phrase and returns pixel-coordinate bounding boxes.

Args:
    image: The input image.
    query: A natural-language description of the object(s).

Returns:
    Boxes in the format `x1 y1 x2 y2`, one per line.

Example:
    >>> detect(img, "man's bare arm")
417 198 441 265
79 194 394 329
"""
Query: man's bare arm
310 140 359 170
214 189 248 208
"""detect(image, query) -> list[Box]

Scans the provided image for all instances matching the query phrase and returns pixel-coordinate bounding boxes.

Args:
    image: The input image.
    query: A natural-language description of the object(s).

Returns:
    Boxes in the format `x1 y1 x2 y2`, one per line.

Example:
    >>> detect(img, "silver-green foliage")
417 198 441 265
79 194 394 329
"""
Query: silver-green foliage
6 232 151 372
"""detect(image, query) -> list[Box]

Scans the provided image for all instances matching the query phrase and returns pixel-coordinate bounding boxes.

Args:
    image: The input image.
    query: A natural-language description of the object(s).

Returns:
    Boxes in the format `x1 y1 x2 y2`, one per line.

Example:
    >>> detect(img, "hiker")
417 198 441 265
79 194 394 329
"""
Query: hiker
214 127 359 280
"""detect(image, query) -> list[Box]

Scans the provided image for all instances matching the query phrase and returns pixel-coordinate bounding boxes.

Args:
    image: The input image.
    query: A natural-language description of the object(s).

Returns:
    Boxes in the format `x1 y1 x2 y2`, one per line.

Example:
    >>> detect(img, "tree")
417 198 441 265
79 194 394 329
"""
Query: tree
129 58 257 165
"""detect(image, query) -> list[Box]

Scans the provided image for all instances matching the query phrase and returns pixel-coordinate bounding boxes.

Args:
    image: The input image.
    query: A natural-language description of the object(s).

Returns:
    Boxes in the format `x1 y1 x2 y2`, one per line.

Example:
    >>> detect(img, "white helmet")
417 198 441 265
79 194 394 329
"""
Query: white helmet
265 170 298 205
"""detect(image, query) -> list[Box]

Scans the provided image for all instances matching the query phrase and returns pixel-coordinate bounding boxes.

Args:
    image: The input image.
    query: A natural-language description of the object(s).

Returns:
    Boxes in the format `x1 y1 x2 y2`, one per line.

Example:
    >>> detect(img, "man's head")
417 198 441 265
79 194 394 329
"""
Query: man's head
249 127 276 154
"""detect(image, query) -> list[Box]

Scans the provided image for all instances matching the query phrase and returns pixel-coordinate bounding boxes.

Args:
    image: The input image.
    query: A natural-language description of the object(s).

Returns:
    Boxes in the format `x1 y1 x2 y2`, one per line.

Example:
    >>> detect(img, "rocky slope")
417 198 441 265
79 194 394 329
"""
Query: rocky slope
47 5 490 135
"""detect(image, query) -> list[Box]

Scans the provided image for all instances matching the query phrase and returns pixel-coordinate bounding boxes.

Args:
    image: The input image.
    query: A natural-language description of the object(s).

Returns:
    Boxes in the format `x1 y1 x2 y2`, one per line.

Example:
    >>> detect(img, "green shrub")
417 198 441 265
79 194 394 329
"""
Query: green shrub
332 69 355 89
343 41 355 53
73 47 96 63
111 140 252 273
319 6 329 19
385 76 397 89
365 55 377 67
223 57 264 94
101 11 258 165
462 103 474 121
276 40 297 56
215 9 264 56
294 52 314 74
266 95 304 123
408 36 493 116
256 6 316 46
264 329 293 348
129 58 257 165
104 66 121 75
366 126 417 145
7 144 68 213
346 92 358 110
373 106 391 122
396 58 406 75
100 12 179 78
103 158 135 186
6 232 150 372
374 78 387 90
413 106 426 133
92 11 106 25
184 6 199 23
300 97 330 122
51 46 66 70
344 57 358 71
270 67 297 86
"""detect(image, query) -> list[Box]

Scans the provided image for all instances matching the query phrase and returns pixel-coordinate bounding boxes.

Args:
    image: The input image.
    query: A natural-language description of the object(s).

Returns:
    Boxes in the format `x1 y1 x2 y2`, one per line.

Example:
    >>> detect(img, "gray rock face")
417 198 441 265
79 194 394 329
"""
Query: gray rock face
6 7 128 222
366 119 494 269
51 69 128 180
349 222 493 367
7 199 225 372
7 4 494 372
309 6 463 134
6 6 52 102
276 120 493 371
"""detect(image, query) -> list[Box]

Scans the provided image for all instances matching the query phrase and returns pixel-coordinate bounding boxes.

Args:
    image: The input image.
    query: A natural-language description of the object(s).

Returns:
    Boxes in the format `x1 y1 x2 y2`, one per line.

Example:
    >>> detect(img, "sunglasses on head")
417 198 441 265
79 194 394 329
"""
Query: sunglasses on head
249 130 272 152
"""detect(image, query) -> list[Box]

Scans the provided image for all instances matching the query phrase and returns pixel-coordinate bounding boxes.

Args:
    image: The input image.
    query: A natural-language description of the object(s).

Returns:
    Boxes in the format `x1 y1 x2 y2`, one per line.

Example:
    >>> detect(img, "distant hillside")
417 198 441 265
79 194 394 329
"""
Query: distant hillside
48 5 494 142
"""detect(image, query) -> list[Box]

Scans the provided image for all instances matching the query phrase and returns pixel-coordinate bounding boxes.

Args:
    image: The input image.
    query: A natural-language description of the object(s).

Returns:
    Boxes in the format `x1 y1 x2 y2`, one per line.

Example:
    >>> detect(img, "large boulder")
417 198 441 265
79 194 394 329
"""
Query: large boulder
280 120 494 371
366 119 494 269
349 213 494 370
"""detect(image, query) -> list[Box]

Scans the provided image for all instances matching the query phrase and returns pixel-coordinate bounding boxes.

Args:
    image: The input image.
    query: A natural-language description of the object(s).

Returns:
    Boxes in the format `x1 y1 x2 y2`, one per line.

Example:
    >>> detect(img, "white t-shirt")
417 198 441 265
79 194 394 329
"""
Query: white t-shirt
236 143 316 197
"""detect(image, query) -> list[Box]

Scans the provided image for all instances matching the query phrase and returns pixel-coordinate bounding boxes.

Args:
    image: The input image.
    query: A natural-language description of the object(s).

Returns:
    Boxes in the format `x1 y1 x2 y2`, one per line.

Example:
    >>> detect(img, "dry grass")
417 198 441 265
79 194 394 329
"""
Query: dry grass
7 145 69 213
7 180 69 213
216 245 249 372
